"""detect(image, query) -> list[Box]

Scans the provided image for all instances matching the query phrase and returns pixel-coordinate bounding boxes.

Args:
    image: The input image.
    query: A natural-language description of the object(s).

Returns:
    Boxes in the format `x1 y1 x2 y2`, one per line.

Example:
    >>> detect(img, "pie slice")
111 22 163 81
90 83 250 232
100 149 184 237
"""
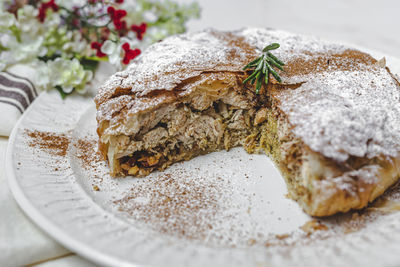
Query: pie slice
94 28 400 216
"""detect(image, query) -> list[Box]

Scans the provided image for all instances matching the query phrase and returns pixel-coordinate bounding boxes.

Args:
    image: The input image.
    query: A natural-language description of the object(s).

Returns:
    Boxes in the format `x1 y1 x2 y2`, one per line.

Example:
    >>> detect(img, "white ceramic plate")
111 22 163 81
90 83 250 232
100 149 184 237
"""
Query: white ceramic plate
6 48 400 267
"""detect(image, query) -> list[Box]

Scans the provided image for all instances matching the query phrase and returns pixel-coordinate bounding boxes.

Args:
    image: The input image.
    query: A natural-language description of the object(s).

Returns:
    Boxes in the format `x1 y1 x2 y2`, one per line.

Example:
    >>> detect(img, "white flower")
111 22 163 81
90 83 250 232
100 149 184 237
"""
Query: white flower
42 10 61 29
61 31 87 55
0 12 16 31
0 33 45 67
33 58 92 94
49 58 92 94
0 0 200 97
17 5 39 33
56 0 82 10
101 40 117 55
101 40 123 70
142 10 157 23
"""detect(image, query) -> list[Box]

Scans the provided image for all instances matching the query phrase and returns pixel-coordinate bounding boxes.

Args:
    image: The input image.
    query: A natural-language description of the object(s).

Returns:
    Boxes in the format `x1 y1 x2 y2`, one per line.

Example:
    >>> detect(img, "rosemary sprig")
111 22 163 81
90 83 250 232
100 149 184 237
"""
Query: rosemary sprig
242 43 285 94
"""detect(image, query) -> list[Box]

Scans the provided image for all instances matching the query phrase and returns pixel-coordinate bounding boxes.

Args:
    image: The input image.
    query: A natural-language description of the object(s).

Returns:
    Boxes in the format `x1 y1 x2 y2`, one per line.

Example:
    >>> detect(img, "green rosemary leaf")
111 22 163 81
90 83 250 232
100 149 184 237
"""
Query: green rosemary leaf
242 42 284 93
255 59 264 71
262 58 267 73
250 75 257 85
262 43 280 52
243 70 258 84
256 72 263 94
242 57 261 70
267 57 284 71
267 52 285 66
265 61 282 82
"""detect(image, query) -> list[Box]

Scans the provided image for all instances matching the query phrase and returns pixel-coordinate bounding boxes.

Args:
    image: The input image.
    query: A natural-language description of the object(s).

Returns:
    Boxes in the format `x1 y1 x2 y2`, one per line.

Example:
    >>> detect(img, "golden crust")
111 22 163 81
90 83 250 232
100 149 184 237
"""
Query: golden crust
289 147 400 217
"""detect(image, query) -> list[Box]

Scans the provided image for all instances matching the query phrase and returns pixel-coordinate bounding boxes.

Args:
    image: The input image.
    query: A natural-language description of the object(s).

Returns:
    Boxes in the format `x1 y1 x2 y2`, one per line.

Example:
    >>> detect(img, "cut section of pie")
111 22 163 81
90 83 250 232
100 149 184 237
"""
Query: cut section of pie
95 28 400 217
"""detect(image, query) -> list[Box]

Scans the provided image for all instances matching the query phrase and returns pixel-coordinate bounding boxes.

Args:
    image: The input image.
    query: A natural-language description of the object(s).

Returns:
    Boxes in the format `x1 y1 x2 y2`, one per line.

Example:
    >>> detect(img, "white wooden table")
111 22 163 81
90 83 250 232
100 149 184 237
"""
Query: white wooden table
1 0 399 266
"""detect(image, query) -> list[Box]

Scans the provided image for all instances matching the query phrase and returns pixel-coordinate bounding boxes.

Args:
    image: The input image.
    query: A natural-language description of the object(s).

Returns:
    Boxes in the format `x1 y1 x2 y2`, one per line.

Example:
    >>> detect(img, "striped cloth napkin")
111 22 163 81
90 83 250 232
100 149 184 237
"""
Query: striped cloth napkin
0 62 114 137
0 67 38 137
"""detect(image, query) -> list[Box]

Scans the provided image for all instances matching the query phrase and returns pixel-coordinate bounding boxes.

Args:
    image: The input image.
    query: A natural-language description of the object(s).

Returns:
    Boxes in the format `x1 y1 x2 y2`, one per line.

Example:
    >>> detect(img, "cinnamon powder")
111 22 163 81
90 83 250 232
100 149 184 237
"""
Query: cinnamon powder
26 129 70 156
114 172 221 241
74 138 102 170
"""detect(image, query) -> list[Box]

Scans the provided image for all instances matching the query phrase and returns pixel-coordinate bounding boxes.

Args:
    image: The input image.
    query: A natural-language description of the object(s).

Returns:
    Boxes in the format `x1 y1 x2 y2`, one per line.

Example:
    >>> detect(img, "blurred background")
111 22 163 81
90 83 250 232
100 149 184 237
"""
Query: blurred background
180 0 400 58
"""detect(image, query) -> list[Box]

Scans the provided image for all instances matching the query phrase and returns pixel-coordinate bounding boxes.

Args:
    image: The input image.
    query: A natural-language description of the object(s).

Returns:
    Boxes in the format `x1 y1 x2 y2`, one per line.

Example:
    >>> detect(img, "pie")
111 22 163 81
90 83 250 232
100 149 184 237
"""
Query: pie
94 28 400 217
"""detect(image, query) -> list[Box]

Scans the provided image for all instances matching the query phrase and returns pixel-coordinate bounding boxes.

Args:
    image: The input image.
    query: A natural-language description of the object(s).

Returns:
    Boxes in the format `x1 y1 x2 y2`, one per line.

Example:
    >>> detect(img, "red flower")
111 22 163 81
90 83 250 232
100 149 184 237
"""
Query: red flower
37 0 59 22
131 23 147 40
91 42 106 57
122 42 141 64
46 0 59 11
108 7 127 20
38 7 46 22
114 9 127 20
115 0 124 3
122 42 130 51
107 6 115 17
113 19 127 31
107 7 128 34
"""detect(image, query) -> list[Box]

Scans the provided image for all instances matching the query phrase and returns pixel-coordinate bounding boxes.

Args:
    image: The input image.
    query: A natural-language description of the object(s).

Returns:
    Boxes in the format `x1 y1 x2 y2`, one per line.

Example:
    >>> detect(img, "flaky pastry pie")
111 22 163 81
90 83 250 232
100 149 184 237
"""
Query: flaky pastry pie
95 28 400 217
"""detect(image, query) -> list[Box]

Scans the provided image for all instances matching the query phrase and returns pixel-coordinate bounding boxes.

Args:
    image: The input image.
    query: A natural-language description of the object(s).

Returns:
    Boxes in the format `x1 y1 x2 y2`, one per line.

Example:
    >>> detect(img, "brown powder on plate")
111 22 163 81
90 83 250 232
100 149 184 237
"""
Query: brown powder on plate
114 172 221 241
73 137 102 171
26 129 70 156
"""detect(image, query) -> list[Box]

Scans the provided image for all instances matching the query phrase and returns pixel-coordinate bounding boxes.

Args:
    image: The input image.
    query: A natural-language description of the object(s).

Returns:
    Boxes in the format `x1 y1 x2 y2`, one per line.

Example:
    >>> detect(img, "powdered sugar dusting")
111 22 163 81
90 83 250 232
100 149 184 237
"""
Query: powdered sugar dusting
95 28 257 105
238 28 346 63
277 67 400 161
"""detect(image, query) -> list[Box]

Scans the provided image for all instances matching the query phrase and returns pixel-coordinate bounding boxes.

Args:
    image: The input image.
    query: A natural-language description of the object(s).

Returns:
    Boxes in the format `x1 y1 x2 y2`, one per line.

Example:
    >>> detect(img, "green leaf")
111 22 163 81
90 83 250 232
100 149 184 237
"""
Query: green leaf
265 61 282 82
55 86 73 99
265 70 269 85
38 54 61 63
262 59 267 73
267 52 285 66
243 42 284 91
267 57 284 71
255 58 264 71
80 57 99 72
242 57 261 70
263 43 280 52
250 75 257 85
243 70 258 84
256 72 263 94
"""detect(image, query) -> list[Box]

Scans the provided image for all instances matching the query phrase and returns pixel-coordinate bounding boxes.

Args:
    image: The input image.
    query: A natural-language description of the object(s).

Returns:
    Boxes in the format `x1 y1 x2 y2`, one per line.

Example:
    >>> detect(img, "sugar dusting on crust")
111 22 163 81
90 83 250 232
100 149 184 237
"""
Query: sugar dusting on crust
96 27 400 164
237 28 347 63
95 28 257 105
277 67 400 162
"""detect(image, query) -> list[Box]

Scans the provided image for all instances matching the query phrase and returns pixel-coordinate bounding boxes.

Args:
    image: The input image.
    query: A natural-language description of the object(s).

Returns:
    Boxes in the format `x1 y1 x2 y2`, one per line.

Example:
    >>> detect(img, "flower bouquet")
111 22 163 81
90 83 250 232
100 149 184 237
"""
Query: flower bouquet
0 0 200 97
